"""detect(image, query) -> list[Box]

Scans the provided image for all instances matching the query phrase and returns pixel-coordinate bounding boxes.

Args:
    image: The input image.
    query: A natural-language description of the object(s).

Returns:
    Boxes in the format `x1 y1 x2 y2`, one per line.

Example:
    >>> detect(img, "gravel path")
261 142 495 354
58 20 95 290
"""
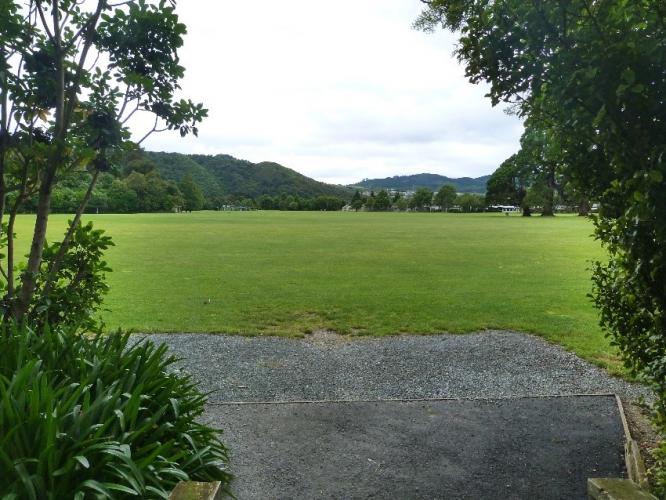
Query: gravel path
139 330 649 499
138 330 650 403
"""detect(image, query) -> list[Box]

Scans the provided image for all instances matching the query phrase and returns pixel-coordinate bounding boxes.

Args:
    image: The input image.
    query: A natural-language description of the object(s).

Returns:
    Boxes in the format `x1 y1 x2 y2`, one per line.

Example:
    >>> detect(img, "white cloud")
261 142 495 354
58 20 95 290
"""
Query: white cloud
137 0 524 185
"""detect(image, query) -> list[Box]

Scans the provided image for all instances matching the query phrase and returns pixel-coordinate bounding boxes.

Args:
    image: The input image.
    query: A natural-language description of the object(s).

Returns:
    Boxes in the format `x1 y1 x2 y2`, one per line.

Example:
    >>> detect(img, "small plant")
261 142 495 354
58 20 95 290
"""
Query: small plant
0 323 232 499
30 221 114 331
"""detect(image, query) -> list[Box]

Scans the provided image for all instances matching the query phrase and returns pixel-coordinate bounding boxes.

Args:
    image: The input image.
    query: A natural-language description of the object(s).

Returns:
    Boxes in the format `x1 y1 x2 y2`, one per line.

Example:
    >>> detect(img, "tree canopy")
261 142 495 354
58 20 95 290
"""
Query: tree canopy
417 0 666 490
409 187 433 211
434 184 457 211
0 0 205 322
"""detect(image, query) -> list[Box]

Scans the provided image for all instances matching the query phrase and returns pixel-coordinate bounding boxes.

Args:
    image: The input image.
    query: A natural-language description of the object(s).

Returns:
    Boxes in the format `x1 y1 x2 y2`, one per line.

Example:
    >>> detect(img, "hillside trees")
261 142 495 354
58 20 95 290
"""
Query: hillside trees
0 0 206 322
179 173 205 211
417 1 666 490
311 195 346 211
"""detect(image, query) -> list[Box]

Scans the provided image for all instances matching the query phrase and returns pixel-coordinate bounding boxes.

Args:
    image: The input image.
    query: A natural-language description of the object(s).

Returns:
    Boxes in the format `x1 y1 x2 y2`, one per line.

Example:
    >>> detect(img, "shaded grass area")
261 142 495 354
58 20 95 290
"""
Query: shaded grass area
16 211 614 369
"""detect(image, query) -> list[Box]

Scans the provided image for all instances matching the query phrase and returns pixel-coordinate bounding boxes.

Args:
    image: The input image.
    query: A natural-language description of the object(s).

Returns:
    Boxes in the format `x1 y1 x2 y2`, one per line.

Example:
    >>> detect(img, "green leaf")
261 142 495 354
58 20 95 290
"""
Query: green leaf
80 480 112 498
648 170 663 183
103 482 139 495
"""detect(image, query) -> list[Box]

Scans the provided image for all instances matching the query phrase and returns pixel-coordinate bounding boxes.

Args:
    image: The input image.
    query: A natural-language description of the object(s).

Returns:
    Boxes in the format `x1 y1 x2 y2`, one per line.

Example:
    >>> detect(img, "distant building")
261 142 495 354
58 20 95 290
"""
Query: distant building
488 205 520 214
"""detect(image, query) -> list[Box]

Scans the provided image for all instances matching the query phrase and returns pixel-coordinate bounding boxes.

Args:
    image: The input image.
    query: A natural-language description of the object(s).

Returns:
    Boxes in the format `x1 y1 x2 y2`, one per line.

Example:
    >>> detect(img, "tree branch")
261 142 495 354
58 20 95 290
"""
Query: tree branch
117 83 133 118
35 1 56 42
137 115 159 145
41 168 100 299
63 0 107 127
121 102 140 124
6 159 31 299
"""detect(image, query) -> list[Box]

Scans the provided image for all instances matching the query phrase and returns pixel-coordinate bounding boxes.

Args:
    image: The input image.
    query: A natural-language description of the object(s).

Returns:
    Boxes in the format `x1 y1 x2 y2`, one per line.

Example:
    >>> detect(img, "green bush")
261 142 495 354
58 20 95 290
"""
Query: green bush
592 210 666 496
0 323 231 499
33 222 114 332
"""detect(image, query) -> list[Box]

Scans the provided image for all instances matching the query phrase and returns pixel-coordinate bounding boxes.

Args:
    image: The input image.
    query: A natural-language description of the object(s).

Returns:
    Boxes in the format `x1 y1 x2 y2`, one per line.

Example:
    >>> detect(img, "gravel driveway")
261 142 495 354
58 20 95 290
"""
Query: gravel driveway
139 330 649 403
139 330 650 499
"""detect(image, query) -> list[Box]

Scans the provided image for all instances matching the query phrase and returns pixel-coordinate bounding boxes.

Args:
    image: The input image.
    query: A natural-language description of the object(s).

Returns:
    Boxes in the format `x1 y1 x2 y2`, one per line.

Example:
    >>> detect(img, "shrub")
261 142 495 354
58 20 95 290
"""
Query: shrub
0 323 232 499
592 212 666 496
31 222 114 332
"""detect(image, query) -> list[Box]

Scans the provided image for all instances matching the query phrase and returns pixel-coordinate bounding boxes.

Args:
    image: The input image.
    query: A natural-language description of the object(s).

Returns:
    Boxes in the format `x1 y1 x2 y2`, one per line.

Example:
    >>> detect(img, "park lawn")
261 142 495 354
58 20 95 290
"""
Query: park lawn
16 211 618 370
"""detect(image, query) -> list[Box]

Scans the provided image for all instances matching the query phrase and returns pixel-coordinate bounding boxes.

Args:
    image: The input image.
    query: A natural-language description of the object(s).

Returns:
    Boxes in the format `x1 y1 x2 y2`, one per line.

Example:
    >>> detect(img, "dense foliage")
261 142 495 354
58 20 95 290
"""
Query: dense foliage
486 125 592 216
35 149 353 212
32 221 113 331
434 185 457 212
0 323 231 499
485 154 530 215
417 0 666 492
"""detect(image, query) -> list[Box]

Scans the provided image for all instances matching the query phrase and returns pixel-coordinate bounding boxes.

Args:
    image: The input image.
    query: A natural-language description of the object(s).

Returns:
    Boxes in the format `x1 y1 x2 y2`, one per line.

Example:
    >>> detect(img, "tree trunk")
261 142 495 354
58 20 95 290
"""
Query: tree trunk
541 189 555 216
41 169 100 299
0 47 8 237
7 203 19 298
12 173 54 320
12 4 65 321
578 197 590 216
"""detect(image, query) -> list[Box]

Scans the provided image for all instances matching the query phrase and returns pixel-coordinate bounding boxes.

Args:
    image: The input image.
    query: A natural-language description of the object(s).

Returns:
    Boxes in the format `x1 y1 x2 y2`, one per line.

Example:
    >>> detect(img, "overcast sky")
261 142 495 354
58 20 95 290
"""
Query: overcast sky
137 0 524 185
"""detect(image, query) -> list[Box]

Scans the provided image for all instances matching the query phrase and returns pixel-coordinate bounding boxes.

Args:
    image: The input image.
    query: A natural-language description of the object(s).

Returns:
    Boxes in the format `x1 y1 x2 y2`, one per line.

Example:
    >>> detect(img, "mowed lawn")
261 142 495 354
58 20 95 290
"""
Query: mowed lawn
16 211 616 368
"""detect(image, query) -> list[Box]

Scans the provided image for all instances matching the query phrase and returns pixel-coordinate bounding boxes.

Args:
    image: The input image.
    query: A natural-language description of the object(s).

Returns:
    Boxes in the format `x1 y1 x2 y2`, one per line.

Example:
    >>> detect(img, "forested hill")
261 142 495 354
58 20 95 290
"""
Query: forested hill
145 151 354 200
353 173 490 193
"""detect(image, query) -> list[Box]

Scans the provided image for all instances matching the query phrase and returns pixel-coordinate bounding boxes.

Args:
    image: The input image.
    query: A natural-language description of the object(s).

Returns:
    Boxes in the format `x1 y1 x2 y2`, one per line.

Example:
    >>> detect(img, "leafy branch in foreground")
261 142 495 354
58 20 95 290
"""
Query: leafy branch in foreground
0 0 206 325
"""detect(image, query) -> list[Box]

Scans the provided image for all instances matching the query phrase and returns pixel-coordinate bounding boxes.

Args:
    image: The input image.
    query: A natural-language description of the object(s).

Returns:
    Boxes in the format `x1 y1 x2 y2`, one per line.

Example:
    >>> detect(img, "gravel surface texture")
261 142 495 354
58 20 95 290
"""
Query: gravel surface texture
202 396 626 500
138 330 650 403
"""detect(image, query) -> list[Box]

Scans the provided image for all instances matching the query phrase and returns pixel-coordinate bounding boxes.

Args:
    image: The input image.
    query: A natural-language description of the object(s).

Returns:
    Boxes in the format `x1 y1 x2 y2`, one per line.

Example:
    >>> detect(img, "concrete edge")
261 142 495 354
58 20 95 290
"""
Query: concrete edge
588 396 655 498
206 392 620 406
587 478 658 500
615 395 650 490
168 481 225 500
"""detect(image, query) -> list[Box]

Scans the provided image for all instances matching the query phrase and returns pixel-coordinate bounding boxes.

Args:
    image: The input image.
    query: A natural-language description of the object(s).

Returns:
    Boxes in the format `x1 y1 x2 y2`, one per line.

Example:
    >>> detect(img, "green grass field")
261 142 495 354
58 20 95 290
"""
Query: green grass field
16 211 617 369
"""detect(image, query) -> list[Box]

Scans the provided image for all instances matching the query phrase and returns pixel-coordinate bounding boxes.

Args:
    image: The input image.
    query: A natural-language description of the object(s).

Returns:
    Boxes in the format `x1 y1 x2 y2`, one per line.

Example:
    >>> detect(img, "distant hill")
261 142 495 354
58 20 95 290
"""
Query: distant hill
145 151 354 200
352 173 490 193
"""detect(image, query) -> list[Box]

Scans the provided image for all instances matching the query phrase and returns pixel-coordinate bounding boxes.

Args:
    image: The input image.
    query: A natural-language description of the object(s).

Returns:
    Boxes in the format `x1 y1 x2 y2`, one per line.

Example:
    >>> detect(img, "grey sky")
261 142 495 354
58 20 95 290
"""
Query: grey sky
137 0 524 185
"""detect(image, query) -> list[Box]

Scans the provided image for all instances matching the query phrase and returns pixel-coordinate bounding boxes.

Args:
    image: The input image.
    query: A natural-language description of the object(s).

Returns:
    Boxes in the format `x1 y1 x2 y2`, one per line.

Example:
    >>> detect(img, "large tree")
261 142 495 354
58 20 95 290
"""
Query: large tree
373 189 392 211
0 0 205 323
409 187 433 211
434 184 457 212
417 0 666 490
485 153 531 215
